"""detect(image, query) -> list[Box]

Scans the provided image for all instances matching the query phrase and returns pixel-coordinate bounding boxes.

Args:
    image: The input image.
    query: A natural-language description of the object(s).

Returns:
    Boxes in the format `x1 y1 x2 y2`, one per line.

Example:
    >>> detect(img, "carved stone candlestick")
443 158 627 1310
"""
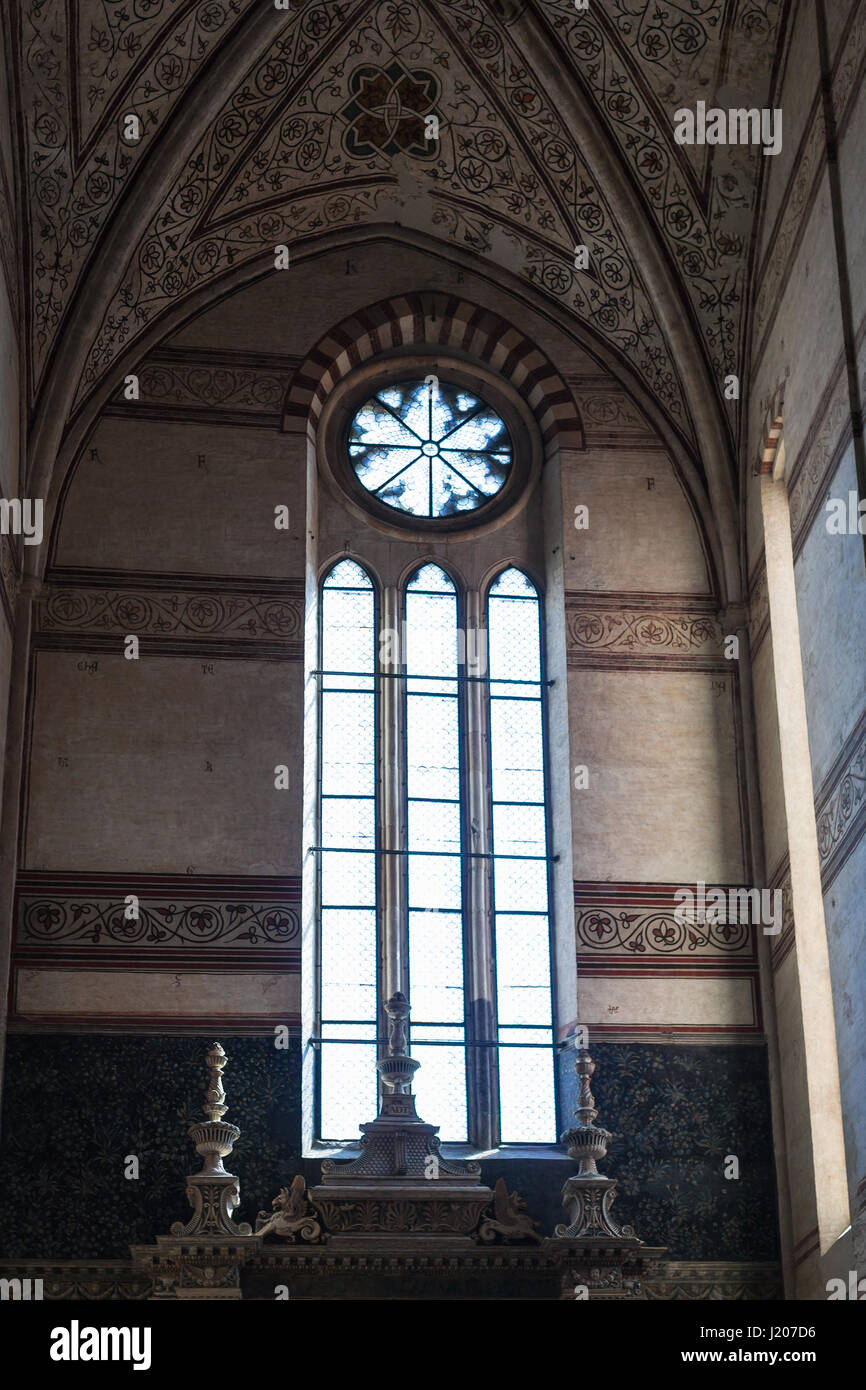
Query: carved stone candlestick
318 991 477 1186
257 993 542 1247
555 1049 638 1240
171 1042 252 1238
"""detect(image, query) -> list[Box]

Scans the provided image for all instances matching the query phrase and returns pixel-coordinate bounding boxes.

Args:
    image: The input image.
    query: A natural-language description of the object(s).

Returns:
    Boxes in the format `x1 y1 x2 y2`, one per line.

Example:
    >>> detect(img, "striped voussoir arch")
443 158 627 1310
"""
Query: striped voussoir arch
282 292 584 455
758 380 786 474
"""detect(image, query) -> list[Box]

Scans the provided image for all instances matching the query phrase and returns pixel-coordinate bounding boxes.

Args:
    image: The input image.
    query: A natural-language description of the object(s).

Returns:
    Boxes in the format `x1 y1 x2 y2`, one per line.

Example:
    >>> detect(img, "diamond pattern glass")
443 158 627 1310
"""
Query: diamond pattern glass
488 570 556 1142
494 915 554 1025
317 557 557 1147
319 562 377 1140
498 1036 557 1143
411 1027 469 1143
320 1023 378 1143
349 379 512 518
405 567 467 1140
408 911 465 1023
320 909 377 1022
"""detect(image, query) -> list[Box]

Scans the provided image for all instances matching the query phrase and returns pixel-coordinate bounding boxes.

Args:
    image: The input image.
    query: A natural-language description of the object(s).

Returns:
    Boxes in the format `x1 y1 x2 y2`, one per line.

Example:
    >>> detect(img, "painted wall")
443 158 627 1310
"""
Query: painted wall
0 242 778 1264
0 1034 777 1263
0 12 23 1085
746 0 866 1293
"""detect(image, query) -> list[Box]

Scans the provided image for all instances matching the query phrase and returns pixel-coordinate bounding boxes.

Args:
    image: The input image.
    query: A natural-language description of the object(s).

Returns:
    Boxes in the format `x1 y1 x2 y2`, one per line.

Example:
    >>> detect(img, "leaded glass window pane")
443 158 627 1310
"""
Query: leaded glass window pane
349 380 512 519
316 555 558 1148
319 561 378 1140
405 565 468 1141
488 569 556 1143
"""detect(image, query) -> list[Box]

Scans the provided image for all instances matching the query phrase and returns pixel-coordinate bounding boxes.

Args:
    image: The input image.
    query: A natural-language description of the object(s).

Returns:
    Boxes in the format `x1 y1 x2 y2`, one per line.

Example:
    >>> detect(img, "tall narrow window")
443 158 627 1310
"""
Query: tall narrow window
318 560 378 1140
488 569 556 1142
404 565 468 1140
315 559 557 1146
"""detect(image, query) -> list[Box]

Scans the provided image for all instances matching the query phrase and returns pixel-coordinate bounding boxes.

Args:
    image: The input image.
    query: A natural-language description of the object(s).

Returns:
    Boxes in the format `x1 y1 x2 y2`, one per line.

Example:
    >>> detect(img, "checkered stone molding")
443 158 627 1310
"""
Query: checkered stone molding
283 292 584 458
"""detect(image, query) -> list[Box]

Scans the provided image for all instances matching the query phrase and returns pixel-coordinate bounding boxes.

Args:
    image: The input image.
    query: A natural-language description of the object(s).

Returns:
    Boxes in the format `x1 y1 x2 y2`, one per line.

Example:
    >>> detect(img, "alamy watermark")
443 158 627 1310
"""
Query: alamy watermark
674 881 782 935
379 623 487 674
674 102 782 156
49 1321 151 1370
0 1276 42 1299
0 497 42 545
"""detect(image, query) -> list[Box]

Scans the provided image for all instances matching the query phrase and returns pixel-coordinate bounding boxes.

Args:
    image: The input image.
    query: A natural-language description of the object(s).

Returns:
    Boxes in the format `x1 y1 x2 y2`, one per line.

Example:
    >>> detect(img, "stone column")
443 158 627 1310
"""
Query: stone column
464 586 498 1149
761 467 849 1295
379 584 407 1009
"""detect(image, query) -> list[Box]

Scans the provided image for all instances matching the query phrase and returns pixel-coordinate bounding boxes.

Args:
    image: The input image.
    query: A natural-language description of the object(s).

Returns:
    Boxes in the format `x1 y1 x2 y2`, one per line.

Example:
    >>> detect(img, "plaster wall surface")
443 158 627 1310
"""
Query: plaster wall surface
794 444 866 791
756 0 821 268
823 838 866 1193
751 639 787 880
24 653 300 875
569 668 743 883
749 171 841 560
55 418 304 579
563 448 711 594
837 21 866 332
168 241 602 382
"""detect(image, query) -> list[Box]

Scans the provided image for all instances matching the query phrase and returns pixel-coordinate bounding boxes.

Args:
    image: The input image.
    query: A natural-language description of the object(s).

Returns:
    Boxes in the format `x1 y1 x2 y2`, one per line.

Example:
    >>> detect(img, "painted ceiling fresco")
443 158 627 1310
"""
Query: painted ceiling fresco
13 0 785 443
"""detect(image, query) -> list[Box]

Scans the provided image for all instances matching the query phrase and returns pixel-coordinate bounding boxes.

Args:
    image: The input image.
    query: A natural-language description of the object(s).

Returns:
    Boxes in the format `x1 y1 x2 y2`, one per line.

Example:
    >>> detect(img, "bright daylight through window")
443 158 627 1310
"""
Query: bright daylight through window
348 378 513 519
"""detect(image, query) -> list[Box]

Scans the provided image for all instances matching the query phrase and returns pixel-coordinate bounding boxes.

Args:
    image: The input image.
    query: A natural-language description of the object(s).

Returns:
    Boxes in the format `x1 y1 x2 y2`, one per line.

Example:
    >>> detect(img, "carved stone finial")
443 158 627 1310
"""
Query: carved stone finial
170 1042 252 1238
555 1048 640 1242
259 996 545 1247
203 1041 228 1123
318 989 482 1189
564 1049 609 1177
377 991 421 1100
385 991 409 1054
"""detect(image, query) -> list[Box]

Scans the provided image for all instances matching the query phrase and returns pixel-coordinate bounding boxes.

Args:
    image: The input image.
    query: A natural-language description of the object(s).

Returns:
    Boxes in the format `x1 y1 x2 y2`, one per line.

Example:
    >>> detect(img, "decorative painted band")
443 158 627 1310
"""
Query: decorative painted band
567 379 659 445
564 592 725 667
35 585 304 645
574 882 757 961
105 349 299 428
14 872 302 951
814 703 866 892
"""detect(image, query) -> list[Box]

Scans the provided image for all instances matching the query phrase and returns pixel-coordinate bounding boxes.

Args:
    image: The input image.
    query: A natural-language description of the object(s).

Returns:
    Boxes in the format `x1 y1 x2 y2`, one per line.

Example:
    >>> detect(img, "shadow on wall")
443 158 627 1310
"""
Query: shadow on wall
0 1035 779 1261
556 1043 781 1261
0 1035 300 1259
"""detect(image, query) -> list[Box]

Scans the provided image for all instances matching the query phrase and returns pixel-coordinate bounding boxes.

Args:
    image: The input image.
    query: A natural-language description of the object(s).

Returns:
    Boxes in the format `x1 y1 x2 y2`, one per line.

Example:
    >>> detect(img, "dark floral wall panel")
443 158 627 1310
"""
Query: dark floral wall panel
559 1043 780 1262
0 1036 778 1262
0 1034 301 1259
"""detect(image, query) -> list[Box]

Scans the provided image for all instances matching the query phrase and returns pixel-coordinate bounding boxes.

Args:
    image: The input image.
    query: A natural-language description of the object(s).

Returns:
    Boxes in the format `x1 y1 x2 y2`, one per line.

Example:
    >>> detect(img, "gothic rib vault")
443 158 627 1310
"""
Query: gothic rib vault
12 0 788 603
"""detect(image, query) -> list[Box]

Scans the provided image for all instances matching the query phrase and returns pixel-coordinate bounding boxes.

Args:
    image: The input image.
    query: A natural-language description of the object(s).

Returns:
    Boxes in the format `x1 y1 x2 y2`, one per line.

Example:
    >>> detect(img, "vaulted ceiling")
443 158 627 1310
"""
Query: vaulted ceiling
11 0 786 478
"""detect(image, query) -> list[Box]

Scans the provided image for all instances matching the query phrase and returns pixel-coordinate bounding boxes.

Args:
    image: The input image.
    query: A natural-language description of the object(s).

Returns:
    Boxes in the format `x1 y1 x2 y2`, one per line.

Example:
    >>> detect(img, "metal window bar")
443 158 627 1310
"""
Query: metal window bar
316 563 380 1142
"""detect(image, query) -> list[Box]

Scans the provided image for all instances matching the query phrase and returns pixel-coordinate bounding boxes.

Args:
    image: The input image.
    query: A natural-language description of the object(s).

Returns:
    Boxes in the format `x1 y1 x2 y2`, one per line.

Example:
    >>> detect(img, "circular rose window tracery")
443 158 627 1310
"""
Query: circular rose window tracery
348 378 513 519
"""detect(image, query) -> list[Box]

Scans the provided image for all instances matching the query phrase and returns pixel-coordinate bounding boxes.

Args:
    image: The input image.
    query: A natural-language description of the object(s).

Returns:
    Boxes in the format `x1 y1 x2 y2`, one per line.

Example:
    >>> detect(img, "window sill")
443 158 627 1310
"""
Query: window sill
303 1142 569 1163
443 1144 569 1163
